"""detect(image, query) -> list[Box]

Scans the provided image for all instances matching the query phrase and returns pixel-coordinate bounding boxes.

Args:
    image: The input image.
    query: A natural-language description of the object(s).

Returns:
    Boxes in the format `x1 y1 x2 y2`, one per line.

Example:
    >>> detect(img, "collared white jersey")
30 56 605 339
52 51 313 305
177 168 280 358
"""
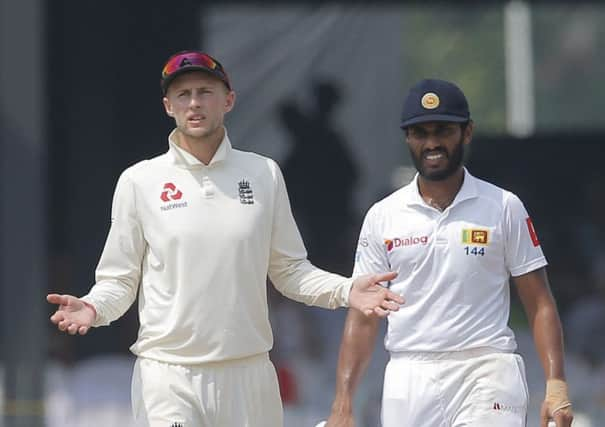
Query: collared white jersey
354 169 547 353
81 129 352 364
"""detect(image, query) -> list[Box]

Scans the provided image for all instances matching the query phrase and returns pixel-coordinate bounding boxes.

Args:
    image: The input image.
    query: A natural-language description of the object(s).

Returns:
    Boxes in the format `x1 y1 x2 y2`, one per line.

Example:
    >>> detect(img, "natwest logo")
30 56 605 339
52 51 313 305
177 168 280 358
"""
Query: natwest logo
160 182 183 202
384 235 429 251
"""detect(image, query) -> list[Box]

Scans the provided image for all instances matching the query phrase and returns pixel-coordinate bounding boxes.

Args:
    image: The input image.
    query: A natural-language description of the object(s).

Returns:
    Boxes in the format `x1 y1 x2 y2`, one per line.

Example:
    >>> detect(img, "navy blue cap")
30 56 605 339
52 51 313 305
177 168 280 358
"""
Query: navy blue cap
400 79 470 129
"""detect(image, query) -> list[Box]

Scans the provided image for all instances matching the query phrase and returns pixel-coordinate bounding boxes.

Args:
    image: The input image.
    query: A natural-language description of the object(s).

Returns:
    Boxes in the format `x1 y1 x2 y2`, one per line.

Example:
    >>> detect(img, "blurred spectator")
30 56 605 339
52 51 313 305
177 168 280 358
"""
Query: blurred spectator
564 173 605 367
274 80 362 375
280 79 360 275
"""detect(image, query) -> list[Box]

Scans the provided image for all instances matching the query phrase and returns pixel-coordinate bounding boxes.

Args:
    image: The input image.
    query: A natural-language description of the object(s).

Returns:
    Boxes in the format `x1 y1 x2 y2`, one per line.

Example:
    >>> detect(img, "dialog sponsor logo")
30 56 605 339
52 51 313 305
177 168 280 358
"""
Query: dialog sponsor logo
384 236 429 251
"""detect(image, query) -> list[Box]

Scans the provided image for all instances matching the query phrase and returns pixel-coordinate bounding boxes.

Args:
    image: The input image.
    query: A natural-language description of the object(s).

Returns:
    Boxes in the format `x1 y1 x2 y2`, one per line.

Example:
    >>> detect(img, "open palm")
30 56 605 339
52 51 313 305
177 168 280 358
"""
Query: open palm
47 294 96 335
349 271 403 317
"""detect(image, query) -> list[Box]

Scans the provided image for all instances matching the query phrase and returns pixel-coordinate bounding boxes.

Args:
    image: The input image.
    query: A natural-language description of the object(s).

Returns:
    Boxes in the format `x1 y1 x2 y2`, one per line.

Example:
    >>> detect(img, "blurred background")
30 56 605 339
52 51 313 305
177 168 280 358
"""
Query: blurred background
1 0 604 426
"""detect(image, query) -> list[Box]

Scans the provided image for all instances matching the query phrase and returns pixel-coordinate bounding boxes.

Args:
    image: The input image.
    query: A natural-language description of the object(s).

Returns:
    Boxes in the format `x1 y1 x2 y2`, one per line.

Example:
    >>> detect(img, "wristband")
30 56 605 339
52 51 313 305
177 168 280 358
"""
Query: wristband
545 379 572 415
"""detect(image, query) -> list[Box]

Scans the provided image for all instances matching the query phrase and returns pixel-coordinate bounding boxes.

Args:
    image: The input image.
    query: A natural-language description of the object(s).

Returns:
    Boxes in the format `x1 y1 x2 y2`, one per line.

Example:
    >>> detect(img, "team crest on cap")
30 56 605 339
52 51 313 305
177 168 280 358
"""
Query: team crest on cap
421 92 440 110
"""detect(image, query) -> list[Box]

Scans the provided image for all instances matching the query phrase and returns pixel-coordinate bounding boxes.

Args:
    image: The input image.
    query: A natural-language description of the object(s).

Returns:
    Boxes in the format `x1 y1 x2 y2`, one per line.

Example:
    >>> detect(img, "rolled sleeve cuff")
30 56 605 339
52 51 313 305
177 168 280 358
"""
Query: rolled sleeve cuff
509 257 548 278
332 278 353 308
80 295 110 327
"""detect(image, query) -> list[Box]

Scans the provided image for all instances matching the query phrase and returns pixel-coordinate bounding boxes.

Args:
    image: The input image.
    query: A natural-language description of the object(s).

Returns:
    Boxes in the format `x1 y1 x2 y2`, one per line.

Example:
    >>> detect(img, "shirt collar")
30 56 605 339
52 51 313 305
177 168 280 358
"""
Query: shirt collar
405 167 478 209
167 128 232 168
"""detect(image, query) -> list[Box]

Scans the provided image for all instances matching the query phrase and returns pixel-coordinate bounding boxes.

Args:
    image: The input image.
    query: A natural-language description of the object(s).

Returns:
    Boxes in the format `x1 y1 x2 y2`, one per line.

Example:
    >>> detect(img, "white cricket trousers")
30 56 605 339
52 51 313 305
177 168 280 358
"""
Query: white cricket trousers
381 349 528 427
131 353 283 427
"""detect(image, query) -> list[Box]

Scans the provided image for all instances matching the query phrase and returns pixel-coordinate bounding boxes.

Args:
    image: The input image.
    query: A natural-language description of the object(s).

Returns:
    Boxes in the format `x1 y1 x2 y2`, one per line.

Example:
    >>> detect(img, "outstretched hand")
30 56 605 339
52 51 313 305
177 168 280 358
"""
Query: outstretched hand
349 272 403 317
47 294 96 335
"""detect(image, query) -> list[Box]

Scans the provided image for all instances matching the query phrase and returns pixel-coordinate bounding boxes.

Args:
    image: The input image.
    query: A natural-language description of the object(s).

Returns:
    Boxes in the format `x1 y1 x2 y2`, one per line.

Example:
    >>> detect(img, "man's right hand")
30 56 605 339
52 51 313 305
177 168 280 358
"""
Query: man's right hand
47 294 96 335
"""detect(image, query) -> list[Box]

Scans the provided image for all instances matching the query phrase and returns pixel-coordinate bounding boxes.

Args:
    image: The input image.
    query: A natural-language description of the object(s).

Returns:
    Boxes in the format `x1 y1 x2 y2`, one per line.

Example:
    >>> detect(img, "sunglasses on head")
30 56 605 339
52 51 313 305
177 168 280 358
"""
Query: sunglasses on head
161 51 231 90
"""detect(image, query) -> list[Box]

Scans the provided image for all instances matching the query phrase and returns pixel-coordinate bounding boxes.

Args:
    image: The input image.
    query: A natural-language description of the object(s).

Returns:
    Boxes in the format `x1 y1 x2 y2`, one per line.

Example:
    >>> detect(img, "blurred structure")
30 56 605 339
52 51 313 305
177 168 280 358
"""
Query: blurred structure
2 1 605 426
1 1 47 426
563 174 605 367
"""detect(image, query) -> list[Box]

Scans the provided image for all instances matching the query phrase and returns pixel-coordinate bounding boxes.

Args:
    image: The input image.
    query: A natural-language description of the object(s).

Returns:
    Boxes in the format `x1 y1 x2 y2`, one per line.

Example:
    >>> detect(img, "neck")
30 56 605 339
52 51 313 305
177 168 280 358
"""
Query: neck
175 127 225 165
418 168 465 211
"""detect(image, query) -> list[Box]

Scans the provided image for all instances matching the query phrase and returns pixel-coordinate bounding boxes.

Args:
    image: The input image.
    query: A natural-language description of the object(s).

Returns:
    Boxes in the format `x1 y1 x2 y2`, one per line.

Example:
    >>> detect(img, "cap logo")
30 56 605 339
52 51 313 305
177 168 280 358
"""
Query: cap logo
161 51 231 93
421 92 440 110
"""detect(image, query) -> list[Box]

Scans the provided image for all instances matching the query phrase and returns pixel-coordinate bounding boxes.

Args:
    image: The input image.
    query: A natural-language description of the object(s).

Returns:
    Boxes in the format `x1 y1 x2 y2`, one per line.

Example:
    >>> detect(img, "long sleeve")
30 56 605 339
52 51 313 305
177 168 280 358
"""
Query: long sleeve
81 169 146 326
267 161 352 309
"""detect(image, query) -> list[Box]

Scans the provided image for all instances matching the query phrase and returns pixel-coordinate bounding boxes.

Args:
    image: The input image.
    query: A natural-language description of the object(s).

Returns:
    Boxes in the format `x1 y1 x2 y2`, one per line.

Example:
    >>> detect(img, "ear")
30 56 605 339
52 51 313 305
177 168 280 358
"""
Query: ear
162 96 174 117
463 121 474 145
224 90 236 113
402 128 411 146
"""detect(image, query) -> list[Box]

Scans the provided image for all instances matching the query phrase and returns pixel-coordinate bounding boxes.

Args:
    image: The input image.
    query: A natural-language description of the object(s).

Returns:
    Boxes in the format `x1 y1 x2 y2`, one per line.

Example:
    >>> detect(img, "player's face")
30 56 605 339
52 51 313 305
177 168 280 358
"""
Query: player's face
406 121 472 181
163 71 234 142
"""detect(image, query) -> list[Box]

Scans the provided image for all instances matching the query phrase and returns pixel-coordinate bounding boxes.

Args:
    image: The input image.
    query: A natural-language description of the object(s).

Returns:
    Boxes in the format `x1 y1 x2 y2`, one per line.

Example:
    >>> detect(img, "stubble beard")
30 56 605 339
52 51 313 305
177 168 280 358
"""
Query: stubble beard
409 136 465 181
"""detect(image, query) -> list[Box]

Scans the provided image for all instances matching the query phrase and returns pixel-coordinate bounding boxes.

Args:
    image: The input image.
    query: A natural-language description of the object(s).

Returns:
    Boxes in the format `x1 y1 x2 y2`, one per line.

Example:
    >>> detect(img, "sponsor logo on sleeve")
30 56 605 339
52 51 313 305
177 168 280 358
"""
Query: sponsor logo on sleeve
525 217 540 247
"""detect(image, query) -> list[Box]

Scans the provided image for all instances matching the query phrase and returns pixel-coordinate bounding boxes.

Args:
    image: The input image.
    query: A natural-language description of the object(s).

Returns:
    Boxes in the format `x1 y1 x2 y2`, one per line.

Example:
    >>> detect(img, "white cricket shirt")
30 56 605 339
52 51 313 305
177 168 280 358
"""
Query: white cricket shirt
82 129 352 364
354 168 547 353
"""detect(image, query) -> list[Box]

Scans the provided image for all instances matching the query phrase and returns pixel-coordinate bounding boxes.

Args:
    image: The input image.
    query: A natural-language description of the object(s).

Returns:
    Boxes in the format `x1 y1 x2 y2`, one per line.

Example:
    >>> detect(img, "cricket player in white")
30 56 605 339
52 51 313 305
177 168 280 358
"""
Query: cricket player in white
325 79 573 427
47 50 403 427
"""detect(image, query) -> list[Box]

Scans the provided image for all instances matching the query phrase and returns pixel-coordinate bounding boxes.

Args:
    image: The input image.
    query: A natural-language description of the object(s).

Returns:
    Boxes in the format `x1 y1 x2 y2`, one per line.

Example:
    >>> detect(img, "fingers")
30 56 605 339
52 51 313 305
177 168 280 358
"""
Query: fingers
381 299 401 312
374 286 404 310
373 306 390 318
373 287 402 311
67 324 89 335
350 273 405 317
50 311 60 323
367 272 404 304
57 319 72 332
553 408 573 427
371 271 398 284
361 303 392 318
67 323 78 335
47 293 68 305
541 401 573 427
357 287 404 317
56 319 88 335
384 289 405 305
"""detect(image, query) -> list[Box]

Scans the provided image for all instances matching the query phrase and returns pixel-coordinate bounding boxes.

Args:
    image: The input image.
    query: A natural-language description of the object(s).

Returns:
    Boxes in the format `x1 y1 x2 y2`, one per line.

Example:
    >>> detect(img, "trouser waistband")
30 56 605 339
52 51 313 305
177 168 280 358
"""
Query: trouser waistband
389 347 511 361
